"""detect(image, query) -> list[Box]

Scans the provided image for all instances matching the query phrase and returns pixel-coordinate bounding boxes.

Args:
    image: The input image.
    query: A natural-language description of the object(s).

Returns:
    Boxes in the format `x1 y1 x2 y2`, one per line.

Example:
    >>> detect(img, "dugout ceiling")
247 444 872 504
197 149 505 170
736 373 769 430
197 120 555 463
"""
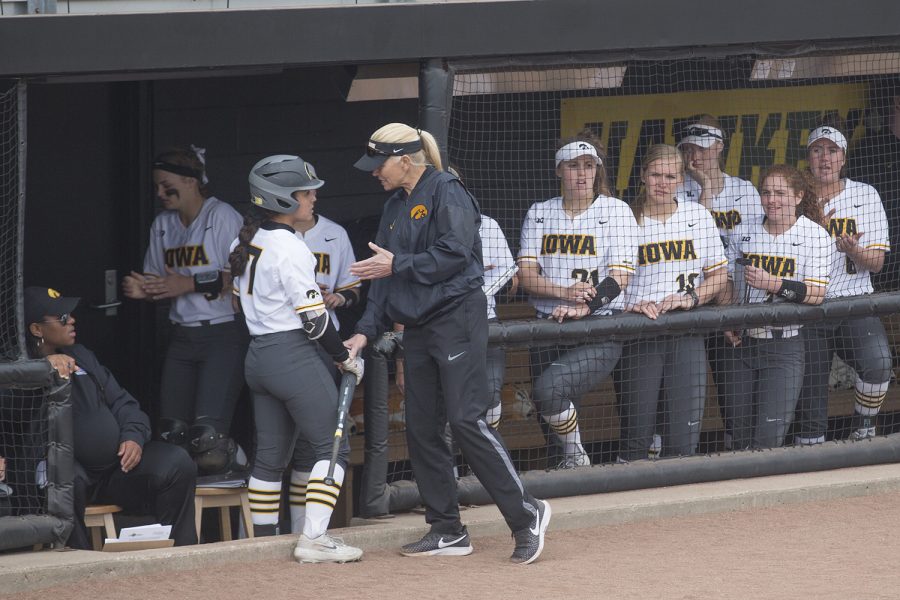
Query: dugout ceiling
1 0 900 80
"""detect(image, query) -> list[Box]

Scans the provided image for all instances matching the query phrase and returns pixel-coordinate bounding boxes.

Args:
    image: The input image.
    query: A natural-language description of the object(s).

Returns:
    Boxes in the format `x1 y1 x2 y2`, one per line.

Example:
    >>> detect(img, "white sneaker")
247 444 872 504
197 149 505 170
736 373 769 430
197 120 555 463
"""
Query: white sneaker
648 434 662 460
294 534 363 564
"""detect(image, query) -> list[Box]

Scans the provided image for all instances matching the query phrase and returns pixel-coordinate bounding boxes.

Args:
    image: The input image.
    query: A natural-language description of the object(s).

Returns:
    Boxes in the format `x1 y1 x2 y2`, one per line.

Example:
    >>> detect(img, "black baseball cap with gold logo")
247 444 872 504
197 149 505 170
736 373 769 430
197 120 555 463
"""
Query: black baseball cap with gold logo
24 287 80 326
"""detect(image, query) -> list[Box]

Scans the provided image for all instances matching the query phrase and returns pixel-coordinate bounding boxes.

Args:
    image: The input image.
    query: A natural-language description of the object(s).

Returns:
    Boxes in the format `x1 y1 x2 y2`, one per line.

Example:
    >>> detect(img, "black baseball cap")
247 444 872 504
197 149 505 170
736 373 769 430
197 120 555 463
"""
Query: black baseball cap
353 139 423 172
24 287 80 326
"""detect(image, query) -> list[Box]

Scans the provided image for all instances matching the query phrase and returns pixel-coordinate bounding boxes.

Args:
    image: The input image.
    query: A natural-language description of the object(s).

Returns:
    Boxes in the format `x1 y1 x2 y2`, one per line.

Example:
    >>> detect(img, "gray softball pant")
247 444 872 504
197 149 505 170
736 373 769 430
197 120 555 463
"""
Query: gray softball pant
245 330 348 481
292 346 348 472
728 335 804 449
796 316 892 439
531 341 623 418
160 320 246 433
617 334 707 461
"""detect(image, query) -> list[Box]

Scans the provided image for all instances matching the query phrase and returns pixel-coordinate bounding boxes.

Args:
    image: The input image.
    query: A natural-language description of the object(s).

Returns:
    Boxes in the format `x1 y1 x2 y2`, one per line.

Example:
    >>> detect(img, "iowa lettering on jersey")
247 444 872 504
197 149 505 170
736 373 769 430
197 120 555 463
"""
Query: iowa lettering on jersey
165 245 210 268
313 252 331 275
711 210 741 230
827 218 858 237
742 253 796 277
638 240 697 265
540 234 596 256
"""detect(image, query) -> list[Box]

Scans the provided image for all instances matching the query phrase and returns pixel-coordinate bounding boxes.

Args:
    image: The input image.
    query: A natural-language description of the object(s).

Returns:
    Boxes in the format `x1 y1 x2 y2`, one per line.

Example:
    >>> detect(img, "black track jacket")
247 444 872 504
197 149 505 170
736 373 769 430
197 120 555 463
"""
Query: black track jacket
356 167 484 338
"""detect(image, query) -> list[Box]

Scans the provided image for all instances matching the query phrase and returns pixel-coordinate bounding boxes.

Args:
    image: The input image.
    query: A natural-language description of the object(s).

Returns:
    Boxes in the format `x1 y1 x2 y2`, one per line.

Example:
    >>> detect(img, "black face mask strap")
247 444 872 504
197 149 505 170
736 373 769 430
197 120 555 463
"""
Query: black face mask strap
152 161 203 180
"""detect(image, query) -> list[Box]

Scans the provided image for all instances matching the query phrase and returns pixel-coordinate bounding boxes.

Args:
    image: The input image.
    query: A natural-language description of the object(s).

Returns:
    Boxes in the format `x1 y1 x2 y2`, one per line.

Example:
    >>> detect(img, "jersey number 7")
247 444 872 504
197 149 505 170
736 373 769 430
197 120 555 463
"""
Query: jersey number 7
247 245 263 295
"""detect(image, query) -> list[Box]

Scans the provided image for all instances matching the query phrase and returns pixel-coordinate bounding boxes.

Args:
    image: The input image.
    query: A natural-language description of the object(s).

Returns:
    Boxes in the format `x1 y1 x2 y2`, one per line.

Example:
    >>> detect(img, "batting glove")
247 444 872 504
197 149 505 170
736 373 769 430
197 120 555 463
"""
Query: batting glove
340 356 365 385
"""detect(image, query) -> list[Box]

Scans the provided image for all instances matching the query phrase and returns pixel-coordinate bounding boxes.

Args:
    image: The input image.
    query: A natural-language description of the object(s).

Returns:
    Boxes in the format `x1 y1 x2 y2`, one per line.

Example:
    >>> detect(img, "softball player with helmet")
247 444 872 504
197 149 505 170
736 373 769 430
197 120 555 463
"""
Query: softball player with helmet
617 144 727 462
229 154 364 563
287 192 361 534
518 134 636 468
677 116 763 450
346 123 550 565
724 165 832 449
796 124 892 444
121 146 246 475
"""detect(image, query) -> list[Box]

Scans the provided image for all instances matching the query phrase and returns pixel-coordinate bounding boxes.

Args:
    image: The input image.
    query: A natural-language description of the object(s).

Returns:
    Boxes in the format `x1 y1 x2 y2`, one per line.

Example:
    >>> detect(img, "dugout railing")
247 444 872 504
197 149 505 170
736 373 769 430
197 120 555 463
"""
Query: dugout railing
357 296 900 516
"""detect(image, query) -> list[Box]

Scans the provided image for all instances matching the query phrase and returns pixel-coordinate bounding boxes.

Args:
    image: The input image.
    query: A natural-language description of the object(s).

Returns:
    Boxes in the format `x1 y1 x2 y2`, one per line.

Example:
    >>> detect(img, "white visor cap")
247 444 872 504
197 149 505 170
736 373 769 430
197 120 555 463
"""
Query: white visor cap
555 142 601 167
677 124 725 149
807 126 848 152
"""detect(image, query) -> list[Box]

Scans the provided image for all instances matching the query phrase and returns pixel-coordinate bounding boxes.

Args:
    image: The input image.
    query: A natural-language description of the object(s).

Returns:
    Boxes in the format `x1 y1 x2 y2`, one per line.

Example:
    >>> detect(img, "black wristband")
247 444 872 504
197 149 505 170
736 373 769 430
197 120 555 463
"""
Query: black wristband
193 271 223 295
337 289 357 309
778 279 807 303
686 288 700 309
587 276 622 312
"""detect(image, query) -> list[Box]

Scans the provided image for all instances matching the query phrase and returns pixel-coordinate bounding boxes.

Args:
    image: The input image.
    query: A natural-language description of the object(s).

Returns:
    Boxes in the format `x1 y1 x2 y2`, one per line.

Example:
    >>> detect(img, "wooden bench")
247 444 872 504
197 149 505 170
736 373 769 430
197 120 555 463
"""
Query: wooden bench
84 504 121 550
194 487 253 542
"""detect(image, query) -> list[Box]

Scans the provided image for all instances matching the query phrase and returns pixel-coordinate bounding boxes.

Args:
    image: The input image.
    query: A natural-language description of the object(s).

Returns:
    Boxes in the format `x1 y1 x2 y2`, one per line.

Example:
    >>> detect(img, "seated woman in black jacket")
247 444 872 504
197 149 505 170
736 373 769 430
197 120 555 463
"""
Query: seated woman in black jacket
24 286 197 549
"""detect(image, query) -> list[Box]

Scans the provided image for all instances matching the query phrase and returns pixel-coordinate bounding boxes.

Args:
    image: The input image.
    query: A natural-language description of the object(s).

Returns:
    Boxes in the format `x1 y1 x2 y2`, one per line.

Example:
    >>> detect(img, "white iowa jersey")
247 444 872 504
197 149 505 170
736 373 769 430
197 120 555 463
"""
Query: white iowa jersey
143 196 242 325
480 215 516 320
230 223 324 337
623 200 727 305
297 215 360 331
518 195 637 315
680 173 764 240
822 179 890 298
726 215 832 305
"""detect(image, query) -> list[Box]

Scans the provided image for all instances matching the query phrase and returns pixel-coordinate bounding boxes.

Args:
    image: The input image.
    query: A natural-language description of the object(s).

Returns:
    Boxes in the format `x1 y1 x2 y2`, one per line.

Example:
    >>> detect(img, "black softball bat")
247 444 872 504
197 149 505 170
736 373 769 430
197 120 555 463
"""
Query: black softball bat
324 371 357 486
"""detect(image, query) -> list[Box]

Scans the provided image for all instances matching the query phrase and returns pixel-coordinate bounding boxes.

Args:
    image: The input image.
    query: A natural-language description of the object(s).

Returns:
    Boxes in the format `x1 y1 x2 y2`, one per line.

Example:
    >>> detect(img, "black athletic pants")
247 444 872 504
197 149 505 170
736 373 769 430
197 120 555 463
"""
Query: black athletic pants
403 290 538 534
68 442 198 549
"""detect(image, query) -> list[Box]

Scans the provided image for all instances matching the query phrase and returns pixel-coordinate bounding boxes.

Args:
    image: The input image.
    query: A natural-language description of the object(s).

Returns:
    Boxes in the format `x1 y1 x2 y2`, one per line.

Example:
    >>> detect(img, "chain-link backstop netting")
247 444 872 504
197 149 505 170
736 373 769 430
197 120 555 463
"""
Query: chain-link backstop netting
0 82 23 363
360 51 900 494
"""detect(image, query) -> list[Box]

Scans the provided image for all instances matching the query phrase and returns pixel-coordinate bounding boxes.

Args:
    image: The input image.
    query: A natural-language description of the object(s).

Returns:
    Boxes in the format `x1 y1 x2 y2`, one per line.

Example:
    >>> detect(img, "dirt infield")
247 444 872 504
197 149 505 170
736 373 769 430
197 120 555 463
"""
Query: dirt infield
5 491 900 600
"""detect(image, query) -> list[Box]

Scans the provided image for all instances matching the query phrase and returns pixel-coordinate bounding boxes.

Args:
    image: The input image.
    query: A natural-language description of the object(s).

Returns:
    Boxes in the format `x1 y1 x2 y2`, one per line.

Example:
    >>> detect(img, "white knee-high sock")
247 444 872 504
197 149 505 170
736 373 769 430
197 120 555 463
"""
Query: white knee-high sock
486 403 502 429
248 477 281 526
304 461 344 539
855 379 889 417
542 403 585 456
289 470 310 534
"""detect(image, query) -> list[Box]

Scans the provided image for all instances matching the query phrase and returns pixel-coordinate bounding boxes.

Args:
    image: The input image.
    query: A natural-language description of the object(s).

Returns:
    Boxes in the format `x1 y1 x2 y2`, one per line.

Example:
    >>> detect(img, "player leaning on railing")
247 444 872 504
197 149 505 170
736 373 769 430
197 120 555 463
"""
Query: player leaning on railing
517 132 636 469
677 115 763 451
723 165 831 449
617 144 727 462
795 120 893 445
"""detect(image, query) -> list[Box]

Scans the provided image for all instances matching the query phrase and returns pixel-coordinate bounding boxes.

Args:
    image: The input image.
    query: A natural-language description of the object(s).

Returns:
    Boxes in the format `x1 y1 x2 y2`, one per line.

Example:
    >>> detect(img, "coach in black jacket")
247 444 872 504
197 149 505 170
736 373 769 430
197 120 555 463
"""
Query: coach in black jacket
346 124 550 565
24 286 197 549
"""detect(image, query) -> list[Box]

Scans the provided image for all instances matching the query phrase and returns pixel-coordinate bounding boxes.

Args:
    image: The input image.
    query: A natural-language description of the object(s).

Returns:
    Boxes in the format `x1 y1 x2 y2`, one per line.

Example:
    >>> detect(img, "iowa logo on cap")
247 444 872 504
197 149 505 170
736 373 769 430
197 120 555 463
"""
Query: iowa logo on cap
410 204 428 220
48 288 61 299
251 195 264 206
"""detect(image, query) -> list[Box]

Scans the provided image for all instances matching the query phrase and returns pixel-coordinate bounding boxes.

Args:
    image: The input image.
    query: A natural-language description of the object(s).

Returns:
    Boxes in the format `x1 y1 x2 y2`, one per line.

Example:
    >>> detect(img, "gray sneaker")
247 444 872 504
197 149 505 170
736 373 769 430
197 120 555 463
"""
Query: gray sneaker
401 527 473 557
510 499 551 565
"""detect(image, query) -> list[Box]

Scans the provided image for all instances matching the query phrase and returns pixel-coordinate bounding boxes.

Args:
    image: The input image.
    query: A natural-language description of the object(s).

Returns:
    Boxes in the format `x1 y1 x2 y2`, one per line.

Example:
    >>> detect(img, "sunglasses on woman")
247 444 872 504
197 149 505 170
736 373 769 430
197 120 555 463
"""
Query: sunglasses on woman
44 313 71 326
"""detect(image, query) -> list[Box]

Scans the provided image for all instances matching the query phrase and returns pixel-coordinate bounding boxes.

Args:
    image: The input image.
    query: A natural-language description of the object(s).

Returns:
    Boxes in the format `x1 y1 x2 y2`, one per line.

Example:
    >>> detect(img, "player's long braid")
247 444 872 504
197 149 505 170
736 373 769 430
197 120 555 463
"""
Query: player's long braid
229 207 269 277
632 144 685 226
761 164 824 227
557 130 612 198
